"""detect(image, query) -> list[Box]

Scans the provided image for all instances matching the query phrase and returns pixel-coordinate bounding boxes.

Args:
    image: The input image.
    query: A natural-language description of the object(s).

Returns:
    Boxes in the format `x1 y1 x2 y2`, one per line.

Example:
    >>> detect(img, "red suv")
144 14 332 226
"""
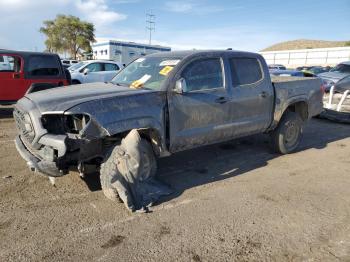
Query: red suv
0 50 70 105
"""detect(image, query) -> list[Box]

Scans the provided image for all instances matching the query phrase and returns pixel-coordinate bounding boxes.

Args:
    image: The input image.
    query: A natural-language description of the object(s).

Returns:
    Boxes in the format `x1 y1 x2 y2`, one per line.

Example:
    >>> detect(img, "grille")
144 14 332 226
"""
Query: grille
13 107 35 143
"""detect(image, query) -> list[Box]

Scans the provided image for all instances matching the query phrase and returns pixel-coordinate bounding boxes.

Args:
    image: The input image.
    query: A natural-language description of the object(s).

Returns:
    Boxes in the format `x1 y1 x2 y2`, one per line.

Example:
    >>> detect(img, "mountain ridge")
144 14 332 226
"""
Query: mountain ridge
262 39 350 51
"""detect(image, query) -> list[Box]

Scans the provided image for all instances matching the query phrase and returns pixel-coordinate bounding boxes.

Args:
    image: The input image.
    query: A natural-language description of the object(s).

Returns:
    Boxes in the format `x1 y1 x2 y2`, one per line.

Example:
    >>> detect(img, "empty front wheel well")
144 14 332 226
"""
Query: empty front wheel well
138 128 163 157
103 128 164 157
286 101 308 121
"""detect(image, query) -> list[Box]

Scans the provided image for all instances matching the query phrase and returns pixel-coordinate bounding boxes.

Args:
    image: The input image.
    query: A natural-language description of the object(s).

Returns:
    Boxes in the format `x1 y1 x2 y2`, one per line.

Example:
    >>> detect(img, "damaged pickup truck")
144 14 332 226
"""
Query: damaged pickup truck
14 50 324 211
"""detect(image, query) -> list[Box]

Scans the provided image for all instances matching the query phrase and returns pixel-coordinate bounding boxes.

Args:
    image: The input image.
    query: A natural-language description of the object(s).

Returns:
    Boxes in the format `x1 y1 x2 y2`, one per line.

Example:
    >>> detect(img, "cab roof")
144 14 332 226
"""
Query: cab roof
146 50 261 59
0 49 58 58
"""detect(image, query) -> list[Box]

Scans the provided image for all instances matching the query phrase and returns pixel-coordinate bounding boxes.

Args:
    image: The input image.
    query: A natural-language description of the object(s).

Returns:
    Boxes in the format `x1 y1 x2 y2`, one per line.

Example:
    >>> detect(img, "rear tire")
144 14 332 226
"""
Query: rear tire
270 111 303 154
71 80 81 85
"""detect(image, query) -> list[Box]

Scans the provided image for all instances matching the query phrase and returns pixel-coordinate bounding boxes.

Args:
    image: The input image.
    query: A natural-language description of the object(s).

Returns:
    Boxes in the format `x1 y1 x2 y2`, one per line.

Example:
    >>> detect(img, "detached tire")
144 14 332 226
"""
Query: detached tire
100 139 157 202
270 111 303 154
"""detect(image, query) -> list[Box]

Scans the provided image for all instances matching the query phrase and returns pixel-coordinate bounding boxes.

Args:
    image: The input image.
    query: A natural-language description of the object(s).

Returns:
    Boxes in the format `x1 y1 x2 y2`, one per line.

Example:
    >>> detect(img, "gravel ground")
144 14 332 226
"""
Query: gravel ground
0 106 350 262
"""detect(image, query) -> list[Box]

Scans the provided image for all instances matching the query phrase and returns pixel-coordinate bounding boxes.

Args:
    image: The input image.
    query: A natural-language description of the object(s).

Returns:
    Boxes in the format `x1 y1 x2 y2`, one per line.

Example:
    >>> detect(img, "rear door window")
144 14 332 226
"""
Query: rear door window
104 63 119 71
0 55 21 72
182 58 224 91
229 57 263 86
28 55 60 76
85 63 103 72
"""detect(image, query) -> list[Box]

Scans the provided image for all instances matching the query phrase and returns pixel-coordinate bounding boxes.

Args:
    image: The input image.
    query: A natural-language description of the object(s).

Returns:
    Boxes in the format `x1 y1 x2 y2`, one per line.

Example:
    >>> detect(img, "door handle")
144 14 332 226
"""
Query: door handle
259 91 267 98
13 73 21 79
215 97 228 104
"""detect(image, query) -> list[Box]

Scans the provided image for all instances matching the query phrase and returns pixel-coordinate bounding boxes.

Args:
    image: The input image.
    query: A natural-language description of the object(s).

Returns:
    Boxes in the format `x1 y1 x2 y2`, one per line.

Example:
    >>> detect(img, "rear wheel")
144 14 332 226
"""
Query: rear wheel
71 80 81 85
270 111 303 154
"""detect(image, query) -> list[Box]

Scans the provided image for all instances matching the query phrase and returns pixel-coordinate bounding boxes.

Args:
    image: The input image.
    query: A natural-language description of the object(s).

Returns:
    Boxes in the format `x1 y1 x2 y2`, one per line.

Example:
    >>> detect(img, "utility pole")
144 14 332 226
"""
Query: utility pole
146 12 155 45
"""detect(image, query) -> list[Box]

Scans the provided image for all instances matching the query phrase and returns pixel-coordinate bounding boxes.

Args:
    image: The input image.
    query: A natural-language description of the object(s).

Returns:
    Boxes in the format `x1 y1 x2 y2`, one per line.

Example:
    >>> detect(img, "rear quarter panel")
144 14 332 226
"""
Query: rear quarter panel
271 76 323 128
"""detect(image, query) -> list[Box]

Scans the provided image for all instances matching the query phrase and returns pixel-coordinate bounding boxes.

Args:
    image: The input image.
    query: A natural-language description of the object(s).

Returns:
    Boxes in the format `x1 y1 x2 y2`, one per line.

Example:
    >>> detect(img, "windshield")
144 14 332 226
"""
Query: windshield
330 63 350 74
111 56 182 90
68 61 88 71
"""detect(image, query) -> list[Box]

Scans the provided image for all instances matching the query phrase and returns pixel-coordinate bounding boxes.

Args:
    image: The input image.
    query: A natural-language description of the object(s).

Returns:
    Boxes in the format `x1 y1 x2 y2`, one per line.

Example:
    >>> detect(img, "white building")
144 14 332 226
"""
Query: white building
92 40 171 65
260 46 350 68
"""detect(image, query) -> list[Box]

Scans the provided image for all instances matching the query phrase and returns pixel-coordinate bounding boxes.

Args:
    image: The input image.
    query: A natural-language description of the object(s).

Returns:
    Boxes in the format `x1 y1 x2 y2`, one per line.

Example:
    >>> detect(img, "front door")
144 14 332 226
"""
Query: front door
168 57 233 152
82 62 104 83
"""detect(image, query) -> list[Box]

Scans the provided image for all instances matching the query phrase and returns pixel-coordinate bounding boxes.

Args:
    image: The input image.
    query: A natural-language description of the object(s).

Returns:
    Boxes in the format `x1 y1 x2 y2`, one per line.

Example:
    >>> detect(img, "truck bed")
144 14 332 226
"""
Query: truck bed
270 76 323 128
271 76 322 93
271 75 317 83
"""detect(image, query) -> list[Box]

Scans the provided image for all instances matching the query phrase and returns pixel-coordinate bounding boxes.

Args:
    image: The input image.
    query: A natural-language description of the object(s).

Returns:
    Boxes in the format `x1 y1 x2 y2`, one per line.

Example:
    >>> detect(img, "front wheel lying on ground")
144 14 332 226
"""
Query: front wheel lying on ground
270 111 303 154
100 130 172 212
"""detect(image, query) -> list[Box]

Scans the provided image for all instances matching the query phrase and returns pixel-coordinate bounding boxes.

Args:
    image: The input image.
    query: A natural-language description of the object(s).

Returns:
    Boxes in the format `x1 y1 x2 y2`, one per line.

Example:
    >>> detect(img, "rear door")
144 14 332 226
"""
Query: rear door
226 55 274 136
0 54 26 102
168 56 234 152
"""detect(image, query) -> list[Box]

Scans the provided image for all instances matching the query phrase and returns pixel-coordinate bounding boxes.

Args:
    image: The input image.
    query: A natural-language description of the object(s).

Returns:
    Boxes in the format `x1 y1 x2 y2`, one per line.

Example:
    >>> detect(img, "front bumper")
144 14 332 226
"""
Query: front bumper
15 135 67 177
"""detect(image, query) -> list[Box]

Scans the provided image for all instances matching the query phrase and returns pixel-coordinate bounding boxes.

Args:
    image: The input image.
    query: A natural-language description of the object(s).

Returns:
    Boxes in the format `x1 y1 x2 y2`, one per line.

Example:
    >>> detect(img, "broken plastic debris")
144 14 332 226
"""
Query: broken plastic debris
49 176 56 186
130 74 151 89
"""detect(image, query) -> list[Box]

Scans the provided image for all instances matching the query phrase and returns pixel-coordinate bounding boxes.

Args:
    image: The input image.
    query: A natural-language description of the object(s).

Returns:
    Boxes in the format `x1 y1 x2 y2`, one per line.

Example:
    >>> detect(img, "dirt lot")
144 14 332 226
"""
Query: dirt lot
0 106 350 262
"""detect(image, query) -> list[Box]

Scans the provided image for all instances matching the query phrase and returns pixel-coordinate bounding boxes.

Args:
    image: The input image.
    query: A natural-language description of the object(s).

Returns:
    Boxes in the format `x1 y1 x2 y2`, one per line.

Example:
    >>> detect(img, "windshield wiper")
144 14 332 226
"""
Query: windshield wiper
111 82 129 87
111 82 153 90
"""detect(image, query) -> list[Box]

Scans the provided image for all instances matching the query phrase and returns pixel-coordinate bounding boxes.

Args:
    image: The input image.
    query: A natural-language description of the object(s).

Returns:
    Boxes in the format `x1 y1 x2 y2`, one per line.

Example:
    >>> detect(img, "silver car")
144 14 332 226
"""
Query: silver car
68 60 122 84
318 61 350 91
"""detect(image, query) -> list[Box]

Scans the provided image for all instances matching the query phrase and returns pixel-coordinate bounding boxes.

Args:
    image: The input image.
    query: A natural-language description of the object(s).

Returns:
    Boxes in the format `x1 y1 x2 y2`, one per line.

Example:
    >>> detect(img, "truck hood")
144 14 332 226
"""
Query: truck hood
25 82 154 113
318 72 350 82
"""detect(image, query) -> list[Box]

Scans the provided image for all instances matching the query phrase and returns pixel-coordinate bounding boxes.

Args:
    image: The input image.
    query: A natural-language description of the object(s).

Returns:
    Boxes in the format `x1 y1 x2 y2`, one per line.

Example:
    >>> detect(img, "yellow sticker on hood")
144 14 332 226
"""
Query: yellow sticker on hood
159 66 173 76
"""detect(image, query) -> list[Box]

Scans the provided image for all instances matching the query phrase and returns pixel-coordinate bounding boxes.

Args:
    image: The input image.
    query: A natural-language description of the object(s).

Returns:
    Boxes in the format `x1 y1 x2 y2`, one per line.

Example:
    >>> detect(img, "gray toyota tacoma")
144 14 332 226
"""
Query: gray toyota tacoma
14 50 324 211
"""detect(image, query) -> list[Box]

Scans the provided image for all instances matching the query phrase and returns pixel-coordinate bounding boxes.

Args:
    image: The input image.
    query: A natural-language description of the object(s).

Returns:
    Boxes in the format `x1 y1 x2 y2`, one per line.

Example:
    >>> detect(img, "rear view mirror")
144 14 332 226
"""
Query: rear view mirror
83 68 90 75
174 78 188 94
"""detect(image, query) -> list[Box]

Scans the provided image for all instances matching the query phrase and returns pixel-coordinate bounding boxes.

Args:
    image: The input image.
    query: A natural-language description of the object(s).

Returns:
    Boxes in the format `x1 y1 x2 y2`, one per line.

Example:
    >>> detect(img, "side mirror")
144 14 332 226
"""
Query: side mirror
174 78 188 94
83 68 90 75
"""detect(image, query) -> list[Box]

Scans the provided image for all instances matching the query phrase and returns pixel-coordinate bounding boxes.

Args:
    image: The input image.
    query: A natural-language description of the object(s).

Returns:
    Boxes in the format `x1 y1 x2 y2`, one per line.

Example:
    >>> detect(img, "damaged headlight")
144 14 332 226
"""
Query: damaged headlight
65 114 90 134
41 114 90 135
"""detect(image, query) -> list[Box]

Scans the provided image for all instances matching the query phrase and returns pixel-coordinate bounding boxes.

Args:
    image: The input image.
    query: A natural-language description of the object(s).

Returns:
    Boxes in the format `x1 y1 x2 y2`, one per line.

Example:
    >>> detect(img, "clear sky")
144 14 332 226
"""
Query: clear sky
0 0 349 52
